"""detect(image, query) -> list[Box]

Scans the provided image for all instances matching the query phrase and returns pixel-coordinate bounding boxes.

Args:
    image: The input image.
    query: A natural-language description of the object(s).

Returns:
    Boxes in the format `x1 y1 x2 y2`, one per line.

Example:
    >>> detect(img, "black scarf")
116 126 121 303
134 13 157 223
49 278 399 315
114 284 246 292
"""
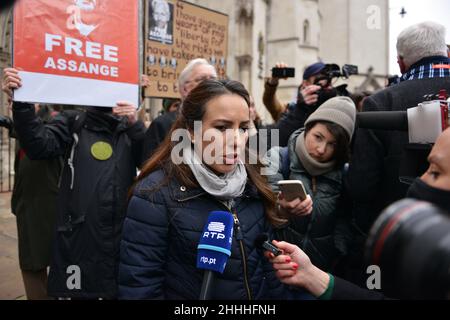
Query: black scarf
407 178 450 214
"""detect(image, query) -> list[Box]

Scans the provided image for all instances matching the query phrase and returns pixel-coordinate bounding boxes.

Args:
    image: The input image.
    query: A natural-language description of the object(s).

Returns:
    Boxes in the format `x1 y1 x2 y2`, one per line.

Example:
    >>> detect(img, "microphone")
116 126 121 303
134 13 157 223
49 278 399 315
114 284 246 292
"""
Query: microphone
356 111 408 131
254 234 282 256
197 211 234 300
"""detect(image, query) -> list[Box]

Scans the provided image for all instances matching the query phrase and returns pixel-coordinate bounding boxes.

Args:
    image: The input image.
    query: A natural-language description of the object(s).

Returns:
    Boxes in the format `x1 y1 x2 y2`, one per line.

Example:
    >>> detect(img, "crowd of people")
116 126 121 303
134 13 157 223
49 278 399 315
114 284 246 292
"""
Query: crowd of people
1 19 449 300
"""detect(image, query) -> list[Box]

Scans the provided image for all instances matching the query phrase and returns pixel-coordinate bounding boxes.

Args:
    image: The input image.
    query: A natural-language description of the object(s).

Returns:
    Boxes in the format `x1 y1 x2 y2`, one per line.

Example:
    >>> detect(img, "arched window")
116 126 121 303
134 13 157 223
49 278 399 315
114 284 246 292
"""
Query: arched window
303 20 310 44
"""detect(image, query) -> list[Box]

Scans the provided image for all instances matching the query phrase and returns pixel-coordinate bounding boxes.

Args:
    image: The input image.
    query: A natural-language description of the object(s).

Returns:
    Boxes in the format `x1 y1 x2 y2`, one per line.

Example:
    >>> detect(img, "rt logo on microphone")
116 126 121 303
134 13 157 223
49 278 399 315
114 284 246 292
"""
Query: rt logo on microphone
203 222 226 239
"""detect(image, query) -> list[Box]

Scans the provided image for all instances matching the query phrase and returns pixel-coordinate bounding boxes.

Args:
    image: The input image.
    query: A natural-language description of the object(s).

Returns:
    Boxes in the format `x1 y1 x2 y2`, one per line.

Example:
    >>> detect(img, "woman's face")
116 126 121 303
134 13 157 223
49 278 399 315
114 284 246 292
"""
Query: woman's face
304 123 336 163
420 129 450 191
194 94 250 175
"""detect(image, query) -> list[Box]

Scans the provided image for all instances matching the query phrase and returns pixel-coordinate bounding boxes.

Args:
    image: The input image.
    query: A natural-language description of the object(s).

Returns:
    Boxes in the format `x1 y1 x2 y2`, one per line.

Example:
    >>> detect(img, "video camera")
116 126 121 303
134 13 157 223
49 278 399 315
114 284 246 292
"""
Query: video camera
311 63 358 98
365 198 450 299
314 63 359 88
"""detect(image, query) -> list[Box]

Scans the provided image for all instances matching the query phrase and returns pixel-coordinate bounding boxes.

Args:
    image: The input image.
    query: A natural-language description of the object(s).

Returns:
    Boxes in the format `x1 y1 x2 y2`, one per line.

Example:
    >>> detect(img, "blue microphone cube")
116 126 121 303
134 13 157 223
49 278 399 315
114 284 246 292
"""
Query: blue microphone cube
197 211 234 273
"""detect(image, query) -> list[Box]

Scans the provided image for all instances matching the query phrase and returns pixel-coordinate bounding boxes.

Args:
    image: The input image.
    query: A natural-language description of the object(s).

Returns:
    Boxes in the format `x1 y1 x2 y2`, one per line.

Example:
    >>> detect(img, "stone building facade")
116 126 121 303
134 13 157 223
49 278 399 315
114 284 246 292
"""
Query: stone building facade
0 0 389 122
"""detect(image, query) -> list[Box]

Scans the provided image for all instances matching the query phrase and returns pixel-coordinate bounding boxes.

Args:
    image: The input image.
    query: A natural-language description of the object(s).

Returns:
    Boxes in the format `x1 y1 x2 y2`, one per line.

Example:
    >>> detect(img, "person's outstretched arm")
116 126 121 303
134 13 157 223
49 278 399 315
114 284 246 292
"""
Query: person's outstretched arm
265 240 386 300
3 68 73 159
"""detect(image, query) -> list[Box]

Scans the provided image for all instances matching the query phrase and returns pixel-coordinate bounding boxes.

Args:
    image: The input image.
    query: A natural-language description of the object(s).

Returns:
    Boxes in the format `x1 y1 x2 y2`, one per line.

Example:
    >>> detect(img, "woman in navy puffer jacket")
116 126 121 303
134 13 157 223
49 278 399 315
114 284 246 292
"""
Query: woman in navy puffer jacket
118 79 306 300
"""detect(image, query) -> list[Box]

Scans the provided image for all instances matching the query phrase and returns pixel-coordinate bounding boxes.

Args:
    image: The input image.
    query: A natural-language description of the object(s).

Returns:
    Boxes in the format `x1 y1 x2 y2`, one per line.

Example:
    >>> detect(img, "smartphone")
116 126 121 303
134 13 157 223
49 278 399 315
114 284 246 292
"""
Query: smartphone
277 180 308 202
272 67 295 78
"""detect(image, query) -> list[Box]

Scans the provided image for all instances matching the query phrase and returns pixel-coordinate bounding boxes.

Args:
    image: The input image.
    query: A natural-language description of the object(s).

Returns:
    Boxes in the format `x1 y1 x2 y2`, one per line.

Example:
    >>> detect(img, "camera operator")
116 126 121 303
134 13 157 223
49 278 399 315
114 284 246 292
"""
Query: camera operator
263 61 335 123
265 128 450 300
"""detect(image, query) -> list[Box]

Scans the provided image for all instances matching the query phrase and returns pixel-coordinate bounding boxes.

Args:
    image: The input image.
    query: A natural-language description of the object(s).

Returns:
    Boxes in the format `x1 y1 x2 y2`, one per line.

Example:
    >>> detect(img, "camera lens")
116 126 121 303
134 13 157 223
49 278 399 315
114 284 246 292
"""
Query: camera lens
365 198 450 299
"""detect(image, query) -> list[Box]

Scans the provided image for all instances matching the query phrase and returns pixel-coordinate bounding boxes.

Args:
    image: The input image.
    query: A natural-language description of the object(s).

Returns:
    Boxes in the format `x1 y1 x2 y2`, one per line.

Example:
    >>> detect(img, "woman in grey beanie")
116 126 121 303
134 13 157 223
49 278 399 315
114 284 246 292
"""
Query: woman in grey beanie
265 96 356 271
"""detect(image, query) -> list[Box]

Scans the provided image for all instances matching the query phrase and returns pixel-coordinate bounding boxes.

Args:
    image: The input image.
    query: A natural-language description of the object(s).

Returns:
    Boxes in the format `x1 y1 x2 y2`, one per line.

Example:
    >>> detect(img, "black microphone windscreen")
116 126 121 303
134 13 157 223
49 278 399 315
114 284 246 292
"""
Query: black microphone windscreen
356 111 408 131
254 233 269 249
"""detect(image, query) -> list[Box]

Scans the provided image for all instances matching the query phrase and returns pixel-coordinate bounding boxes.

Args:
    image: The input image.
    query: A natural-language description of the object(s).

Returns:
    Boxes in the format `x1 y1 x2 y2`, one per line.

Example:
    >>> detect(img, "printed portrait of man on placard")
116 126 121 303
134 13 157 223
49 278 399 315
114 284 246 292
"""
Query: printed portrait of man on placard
148 0 173 44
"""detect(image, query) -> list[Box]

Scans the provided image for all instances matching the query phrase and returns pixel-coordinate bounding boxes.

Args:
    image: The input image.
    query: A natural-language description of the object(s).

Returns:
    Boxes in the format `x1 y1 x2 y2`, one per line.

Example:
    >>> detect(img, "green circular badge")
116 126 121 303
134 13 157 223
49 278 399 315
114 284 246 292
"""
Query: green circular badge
91 141 113 161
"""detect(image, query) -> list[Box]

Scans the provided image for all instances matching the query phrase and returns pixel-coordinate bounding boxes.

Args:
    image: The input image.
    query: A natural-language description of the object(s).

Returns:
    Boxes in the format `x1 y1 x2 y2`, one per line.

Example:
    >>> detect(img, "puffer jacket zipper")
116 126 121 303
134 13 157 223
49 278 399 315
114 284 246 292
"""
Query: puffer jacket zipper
178 193 254 300
231 210 253 300
219 201 253 300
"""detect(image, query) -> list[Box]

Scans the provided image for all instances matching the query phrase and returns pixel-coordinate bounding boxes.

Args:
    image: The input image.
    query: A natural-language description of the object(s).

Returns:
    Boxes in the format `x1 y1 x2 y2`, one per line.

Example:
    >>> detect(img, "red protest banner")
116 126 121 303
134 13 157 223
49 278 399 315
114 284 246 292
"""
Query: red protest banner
13 0 140 107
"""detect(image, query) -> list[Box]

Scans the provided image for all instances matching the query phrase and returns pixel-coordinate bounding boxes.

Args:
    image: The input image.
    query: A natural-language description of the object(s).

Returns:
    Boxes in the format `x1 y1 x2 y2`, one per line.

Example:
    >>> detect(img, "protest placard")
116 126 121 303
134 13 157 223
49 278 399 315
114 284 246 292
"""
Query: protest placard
13 0 140 107
145 0 228 98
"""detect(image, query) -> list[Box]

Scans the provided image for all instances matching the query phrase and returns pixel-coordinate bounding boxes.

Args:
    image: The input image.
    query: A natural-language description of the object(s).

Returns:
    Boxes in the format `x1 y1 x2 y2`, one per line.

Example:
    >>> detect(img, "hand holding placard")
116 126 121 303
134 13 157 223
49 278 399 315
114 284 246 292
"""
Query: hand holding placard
112 101 138 125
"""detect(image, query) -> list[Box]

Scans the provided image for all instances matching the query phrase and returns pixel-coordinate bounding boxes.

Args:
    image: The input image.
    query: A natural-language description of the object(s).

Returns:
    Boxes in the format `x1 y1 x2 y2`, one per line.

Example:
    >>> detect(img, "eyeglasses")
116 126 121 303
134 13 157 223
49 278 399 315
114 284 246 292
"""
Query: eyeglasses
185 75 218 85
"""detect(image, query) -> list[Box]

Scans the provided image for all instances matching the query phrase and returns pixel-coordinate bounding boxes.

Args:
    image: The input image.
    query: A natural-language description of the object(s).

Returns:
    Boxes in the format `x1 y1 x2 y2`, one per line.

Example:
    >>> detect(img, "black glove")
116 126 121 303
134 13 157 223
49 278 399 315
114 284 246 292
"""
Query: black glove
0 115 13 131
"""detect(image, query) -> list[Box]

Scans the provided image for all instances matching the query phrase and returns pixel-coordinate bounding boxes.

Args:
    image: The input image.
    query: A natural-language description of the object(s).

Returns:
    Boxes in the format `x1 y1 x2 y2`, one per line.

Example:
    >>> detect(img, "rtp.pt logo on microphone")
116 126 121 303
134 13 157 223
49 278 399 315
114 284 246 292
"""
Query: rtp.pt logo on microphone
197 211 234 273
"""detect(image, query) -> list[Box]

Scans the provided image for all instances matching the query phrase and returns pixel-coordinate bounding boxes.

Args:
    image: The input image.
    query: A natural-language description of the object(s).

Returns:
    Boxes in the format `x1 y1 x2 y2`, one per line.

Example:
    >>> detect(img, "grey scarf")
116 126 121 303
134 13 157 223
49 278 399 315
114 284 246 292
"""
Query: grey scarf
183 146 247 200
295 132 335 176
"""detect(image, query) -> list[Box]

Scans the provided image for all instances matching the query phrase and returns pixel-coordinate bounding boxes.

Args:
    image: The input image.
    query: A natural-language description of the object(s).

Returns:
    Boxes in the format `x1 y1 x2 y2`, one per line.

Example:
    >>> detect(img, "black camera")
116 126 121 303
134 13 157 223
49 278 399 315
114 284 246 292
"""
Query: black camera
314 63 358 88
365 198 450 299
307 63 358 100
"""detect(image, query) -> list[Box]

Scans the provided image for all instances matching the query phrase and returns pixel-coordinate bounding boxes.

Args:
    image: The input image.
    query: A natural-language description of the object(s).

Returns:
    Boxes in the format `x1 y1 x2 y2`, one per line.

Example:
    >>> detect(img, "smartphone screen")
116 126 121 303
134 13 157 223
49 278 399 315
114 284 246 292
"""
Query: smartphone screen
277 180 307 201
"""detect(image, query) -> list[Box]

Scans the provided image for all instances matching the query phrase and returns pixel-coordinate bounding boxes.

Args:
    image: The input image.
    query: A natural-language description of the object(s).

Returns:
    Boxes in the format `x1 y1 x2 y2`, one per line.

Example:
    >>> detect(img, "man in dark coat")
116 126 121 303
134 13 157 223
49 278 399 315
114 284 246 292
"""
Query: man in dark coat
11 105 62 300
1 104 61 299
344 21 450 285
3 68 146 299
140 98 179 164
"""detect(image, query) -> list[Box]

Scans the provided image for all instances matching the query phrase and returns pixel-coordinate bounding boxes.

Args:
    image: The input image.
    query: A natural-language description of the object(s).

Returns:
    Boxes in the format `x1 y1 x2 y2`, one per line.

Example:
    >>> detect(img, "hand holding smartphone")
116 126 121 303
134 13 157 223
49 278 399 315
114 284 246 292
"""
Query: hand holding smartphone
277 180 308 202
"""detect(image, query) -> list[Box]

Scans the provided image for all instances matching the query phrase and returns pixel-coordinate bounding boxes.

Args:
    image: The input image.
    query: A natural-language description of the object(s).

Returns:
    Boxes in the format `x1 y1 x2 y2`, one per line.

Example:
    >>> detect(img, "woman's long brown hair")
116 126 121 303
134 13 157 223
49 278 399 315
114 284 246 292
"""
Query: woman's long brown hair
131 79 285 226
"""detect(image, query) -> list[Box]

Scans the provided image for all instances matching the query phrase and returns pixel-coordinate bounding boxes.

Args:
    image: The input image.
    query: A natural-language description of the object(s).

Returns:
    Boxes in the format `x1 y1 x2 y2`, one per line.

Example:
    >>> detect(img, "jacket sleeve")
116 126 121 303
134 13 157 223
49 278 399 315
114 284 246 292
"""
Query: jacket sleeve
262 80 287 122
346 97 385 201
331 276 387 300
332 199 353 257
118 185 169 299
140 116 166 163
345 97 387 231
262 101 317 148
12 102 73 160
125 120 146 168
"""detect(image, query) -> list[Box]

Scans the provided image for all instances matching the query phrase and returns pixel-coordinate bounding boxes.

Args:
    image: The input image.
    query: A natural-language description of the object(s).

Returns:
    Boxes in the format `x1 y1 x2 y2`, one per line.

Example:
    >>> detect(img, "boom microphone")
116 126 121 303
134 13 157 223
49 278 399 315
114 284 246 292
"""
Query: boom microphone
356 111 408 131
197 211 234 300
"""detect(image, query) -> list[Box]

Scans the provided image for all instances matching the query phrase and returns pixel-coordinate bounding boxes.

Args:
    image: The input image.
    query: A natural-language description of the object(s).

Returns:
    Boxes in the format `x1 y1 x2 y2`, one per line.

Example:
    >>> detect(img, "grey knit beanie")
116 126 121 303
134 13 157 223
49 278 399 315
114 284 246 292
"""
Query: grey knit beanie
305 96 356 139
